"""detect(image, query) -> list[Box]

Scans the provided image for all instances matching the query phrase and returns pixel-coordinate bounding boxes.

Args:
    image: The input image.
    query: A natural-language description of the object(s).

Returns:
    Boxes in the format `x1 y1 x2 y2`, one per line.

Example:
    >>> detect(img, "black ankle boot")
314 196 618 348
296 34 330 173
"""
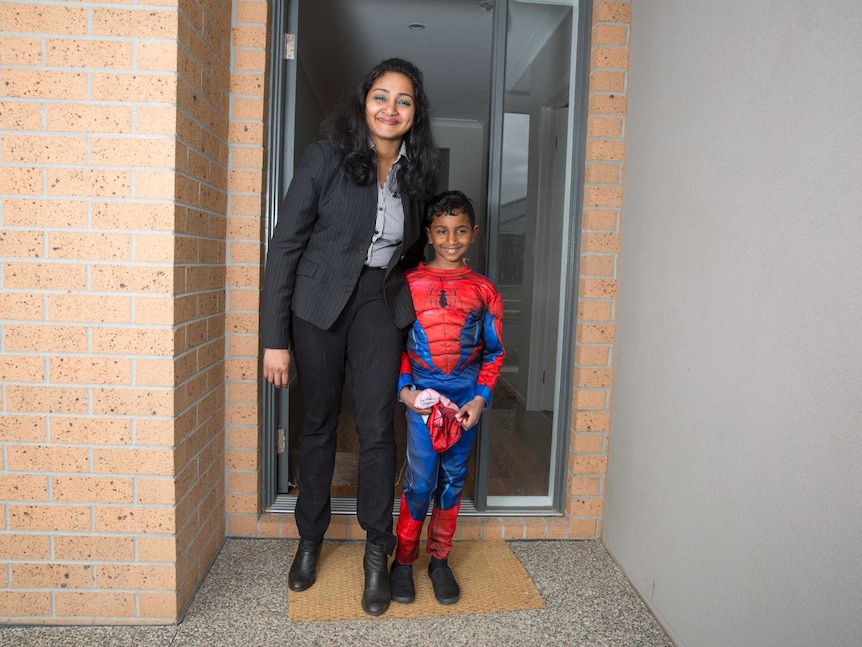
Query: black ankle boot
428 557 460 605
361 541 391 616
288 538 322 592
389 560 415 604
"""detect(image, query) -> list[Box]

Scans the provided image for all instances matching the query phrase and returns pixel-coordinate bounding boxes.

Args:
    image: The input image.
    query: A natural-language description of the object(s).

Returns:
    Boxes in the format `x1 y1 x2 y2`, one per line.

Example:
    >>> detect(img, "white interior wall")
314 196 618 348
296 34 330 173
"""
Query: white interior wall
603 2 862 646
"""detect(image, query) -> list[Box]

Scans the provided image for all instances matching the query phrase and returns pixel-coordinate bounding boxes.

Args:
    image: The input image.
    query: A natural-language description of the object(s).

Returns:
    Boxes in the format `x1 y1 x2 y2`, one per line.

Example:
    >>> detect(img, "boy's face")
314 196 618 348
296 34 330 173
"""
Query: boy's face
425 209 479 270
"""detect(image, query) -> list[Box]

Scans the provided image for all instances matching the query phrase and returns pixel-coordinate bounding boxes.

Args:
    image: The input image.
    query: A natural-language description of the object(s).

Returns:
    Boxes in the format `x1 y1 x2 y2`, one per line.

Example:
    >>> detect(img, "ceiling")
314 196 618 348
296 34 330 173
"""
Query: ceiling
297 0 572 123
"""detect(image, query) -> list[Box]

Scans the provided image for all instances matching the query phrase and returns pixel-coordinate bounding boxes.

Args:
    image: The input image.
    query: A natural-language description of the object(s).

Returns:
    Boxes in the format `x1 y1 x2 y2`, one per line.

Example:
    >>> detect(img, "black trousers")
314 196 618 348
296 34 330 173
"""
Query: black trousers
290 267 403 553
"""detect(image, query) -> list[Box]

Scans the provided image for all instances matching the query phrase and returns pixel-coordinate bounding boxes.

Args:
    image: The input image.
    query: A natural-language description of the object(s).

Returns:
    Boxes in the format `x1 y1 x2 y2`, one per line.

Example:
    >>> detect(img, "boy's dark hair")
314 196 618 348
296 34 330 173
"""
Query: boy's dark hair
425 190 476 226
321 57 440 200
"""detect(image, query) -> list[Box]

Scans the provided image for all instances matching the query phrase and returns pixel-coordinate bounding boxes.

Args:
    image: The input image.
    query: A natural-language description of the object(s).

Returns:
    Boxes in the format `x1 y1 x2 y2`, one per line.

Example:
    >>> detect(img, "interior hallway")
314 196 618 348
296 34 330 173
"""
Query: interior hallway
1 539 673 646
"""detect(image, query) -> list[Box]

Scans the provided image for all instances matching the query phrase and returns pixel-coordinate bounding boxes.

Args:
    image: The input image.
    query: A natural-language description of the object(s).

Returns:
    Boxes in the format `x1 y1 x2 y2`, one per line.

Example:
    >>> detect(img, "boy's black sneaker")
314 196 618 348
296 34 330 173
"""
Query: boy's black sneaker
428 558 460 605
389 560 415 603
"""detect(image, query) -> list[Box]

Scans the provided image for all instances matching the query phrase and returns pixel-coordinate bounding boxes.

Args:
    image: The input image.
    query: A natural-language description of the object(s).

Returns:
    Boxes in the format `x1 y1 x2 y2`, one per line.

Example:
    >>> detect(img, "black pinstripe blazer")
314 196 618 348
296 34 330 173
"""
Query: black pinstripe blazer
260 140 427 350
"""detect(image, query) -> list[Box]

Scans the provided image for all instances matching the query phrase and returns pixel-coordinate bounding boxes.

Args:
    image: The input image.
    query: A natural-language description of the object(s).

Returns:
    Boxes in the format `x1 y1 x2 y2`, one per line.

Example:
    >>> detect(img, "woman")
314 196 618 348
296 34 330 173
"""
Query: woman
260 58 439 616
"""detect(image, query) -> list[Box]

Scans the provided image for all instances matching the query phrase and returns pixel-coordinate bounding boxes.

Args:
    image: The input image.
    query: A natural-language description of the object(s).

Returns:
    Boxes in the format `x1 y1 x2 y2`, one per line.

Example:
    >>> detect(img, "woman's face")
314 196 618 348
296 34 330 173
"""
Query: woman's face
364 71 416 147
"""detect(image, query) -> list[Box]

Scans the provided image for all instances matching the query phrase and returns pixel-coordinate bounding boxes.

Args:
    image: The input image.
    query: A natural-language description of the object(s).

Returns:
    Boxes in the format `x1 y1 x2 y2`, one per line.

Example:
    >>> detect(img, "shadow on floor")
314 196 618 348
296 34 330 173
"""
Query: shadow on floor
0 539 673 647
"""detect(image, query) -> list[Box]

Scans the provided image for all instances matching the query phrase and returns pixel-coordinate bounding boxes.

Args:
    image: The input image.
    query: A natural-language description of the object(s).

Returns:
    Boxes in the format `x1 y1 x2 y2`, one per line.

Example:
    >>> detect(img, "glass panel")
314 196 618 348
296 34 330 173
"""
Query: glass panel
486 0 575 503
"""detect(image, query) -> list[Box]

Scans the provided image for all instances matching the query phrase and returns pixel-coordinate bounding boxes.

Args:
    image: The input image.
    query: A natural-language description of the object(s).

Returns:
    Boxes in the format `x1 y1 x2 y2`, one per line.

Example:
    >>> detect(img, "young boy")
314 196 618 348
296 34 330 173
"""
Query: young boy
390 190 505 605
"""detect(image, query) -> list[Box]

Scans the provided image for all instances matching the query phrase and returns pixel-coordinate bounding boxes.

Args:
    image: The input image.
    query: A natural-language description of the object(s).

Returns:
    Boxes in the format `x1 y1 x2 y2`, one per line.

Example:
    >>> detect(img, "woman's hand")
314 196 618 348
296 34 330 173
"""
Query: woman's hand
456 396 486 430
263 348 291 388
400 386 433 415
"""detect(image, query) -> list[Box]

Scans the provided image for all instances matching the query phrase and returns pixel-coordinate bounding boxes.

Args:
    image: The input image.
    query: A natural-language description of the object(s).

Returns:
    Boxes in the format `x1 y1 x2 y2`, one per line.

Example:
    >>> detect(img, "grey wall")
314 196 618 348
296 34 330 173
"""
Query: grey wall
603 2 862 646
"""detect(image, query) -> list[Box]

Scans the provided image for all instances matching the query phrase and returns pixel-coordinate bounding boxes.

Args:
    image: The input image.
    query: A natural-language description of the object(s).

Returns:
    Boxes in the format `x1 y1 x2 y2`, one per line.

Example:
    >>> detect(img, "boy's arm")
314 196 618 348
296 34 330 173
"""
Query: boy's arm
475 284 506 406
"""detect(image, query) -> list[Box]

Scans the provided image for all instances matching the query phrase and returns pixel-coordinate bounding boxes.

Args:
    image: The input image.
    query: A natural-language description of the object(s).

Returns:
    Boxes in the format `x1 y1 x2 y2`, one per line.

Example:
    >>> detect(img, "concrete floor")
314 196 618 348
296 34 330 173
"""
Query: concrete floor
1 539 674 647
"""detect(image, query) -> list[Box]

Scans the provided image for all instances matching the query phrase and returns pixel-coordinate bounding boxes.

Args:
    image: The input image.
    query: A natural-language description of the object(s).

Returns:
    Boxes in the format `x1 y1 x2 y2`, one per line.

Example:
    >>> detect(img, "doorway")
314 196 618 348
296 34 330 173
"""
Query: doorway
262 0 591 515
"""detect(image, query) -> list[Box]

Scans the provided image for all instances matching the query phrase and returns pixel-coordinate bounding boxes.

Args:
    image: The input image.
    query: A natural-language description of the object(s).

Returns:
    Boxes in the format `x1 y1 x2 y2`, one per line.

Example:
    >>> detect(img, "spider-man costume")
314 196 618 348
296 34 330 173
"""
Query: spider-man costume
395 262 505 564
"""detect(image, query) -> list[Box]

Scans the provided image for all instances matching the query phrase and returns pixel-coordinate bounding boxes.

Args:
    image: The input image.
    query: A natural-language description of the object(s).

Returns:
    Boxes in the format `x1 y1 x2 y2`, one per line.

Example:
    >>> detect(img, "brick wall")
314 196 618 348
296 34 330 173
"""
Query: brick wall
0 0 231 624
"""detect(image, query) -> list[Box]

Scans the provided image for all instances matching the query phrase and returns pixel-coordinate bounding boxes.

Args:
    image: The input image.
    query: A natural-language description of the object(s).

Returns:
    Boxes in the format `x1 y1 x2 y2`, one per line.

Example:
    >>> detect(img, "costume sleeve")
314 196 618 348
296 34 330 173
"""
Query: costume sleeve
474 283 506 406
260 142 328 349
397 349 414 394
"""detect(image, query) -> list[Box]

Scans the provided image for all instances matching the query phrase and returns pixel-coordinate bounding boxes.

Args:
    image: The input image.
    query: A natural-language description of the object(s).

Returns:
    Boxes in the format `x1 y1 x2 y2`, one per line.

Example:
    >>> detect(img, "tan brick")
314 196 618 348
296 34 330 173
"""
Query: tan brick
566 517 599 538
53 476 134 503
54 591 135 618
134 296 178 325
577 299 613 322
577 323 615 344
2 135 87 165
92 7 177 39
47 103 133 134
0 415 46 442
134 169 177 200
590 46 630 71
91 73 176 103
594 1 632 23
0 166 41 194
4 198 88 227
3 263 87 292
91 265 174 294
91 327 175 355
136 478 176 505
575 344 611 367
0 101 42 130
91 137 175 168
12 563 94 589
3 4 88 33
50 357 132 385
0 591 52 617
50 417 132 445
0 534 50 560
136 41 179 72
579 254 616 277
6 386 89 414
573 389 608 411
137 535 177 563
9 505 90 532
1 69 87 100
95 506 175 534
134 358 176 387
97 564 176 590
574 411 611 432
7 444 89 474
47 168 131 199
590 70 626 93
567 476 603 496
545 517 570 539
586 139 626 161
4 324 88 352
573 433 605 453
0 355 44 382
48 294 131 324
580 278 617 299
135 417 177 446
591 23 628 47
568 497 604 518
0 475 48 502
585 185 623 208
53 535 135 562
585 161 621 184
574 368 614 389
139 592 178 619
46 38 132 69
588 93 627 117
501 518 526 539
92 447 174 476
587 115 623 139
569 454 608 475
0 293 44 321
227 514 260 537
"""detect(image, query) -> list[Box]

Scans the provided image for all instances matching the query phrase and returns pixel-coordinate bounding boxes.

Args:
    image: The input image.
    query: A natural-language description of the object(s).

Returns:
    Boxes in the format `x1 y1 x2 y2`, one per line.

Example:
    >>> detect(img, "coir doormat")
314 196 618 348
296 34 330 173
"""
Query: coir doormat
287 540 544 621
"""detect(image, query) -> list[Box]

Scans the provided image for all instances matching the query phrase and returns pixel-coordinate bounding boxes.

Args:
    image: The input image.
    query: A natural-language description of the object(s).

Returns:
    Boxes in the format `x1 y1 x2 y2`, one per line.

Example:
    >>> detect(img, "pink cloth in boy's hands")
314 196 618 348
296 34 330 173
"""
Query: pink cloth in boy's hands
414 388 463 452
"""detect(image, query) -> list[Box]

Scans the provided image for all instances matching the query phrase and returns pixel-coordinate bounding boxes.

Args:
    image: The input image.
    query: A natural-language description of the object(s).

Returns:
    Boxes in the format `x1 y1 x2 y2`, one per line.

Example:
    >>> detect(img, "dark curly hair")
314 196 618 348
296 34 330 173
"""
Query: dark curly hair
425 190 476 226
321 58 440 200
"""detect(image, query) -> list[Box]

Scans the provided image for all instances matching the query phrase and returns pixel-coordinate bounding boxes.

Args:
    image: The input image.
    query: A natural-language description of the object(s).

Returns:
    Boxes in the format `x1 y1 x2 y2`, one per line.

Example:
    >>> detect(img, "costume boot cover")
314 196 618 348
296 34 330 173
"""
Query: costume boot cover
395 495 463 564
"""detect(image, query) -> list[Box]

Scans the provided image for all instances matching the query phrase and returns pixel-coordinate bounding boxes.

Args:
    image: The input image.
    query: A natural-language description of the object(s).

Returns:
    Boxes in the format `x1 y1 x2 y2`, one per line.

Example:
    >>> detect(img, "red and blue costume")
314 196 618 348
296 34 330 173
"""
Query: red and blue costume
395 262 505 565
